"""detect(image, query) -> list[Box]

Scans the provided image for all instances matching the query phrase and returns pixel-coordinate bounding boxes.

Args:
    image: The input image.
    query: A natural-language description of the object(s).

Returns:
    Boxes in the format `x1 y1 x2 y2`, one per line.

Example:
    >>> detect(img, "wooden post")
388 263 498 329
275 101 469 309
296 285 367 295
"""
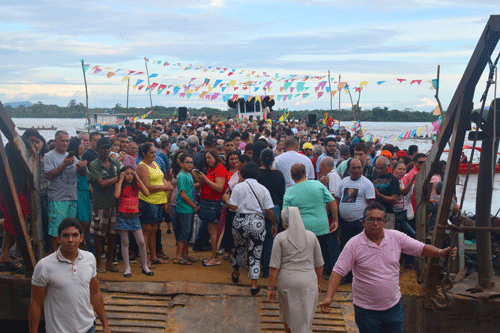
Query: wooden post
81 60 90 135
144 57 153 110
126 78 130 119
0 136 36 275
417 15 500 308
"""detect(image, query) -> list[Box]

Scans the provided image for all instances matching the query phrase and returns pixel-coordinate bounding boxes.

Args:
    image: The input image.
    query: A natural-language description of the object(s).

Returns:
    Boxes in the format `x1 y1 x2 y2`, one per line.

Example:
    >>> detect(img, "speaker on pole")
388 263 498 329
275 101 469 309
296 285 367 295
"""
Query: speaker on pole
178 107 187 121
308 114 317 127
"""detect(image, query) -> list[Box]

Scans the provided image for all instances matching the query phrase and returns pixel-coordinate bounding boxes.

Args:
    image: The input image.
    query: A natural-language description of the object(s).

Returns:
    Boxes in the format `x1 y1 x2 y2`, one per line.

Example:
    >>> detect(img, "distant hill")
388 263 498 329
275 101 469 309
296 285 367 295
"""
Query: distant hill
4 101 33 108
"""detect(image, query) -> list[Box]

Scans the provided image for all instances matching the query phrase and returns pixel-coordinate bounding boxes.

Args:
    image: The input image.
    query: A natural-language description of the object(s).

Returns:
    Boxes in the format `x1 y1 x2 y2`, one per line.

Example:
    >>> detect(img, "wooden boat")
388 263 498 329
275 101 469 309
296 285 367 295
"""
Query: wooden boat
444 145 500 173
18 125 57 131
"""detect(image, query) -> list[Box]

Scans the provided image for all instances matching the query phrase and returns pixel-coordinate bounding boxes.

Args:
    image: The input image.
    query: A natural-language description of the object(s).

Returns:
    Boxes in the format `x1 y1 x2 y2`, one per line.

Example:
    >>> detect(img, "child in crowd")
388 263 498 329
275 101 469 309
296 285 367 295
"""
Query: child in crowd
114 166 154 277
173 153 198 265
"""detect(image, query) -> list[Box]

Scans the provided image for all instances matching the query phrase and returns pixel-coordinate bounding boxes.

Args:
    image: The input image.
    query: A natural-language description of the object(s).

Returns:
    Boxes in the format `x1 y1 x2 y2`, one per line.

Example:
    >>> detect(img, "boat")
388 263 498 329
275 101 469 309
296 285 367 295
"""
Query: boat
444 145 500 174
18 126 57 131
76 110 127 135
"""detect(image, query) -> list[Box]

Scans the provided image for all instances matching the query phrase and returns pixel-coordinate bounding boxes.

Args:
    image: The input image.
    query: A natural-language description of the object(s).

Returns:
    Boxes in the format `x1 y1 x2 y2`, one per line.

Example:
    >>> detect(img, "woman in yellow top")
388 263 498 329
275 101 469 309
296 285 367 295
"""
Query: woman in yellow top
136 143 173 267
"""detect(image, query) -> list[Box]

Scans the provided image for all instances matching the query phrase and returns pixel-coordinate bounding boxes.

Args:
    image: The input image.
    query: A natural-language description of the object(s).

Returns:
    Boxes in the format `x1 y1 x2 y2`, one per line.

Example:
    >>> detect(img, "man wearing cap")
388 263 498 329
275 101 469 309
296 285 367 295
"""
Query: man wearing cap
89 137 120 273
301 142 314 158
44 131 87 252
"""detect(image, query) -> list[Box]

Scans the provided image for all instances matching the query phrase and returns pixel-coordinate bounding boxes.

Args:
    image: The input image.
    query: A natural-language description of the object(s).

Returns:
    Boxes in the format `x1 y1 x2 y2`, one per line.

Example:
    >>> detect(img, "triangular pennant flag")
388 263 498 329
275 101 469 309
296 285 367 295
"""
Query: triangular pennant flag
173 86 181 94
256 95 261 102
232 94 239 101
290 87 295 93
296 82 305 92
410 80 422 85
331 90 337 97
93 68 102 74
83 64 89 72
277 95 283 101
377 81 386 85
284 81 293 91
149 73 158 78
138 85 145 90
211 93 220 101
317 92 324 99
397 78 406 83
283 95 288 102
199 91 208 99
360 81 368 88
107 72 115 78
121 76 131 82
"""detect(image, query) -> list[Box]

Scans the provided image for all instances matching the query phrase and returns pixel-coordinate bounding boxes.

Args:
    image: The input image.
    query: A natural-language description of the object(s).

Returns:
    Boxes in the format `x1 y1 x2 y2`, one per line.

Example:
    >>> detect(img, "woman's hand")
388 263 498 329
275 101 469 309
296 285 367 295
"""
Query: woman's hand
329 220 338 233
271 225 278 237
267 290 276 303
118 171 126 182
222 193 230 204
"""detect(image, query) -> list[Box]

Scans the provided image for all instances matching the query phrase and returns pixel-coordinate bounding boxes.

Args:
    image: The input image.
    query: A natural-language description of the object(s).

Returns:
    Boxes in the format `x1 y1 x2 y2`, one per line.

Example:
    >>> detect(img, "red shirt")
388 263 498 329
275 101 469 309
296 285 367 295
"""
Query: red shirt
201 163 228 201
118 184 140 214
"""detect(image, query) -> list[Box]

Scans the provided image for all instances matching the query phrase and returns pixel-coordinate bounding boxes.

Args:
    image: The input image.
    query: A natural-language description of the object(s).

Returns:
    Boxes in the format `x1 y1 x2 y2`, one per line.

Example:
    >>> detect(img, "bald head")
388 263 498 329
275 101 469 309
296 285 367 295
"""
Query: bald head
375 156 390 175
319 156 335 178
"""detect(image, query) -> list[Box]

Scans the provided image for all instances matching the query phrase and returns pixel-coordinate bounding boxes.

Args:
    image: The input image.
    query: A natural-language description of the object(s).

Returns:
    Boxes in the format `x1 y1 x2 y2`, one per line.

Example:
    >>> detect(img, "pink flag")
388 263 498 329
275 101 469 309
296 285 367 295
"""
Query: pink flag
432 119 440 132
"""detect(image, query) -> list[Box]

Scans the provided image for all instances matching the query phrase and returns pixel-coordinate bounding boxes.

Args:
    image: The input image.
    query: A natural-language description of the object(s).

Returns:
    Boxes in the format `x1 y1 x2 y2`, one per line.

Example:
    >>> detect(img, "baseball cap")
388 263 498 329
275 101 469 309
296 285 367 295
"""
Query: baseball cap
96 137 111 149
302 142 314 150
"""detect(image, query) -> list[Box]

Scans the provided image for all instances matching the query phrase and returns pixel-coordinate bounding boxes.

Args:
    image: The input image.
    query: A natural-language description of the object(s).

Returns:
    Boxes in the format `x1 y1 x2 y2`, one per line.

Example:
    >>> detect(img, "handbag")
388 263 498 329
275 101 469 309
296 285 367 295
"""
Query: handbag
198 199 222 221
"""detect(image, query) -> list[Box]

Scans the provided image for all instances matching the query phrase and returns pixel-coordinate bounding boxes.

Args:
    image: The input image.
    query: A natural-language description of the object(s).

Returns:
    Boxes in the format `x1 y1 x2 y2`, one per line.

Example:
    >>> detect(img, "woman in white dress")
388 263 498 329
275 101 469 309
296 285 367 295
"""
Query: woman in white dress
267 206 324 333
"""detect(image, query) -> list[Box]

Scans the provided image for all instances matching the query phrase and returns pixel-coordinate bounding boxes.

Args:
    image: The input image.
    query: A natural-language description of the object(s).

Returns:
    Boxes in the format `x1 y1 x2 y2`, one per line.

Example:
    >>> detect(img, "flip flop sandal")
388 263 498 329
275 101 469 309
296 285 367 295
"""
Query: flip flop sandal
185 256 198 263
202 260 221 266
106 267 121 273
152 259 168 264
173 258 192 265
97 268 106 273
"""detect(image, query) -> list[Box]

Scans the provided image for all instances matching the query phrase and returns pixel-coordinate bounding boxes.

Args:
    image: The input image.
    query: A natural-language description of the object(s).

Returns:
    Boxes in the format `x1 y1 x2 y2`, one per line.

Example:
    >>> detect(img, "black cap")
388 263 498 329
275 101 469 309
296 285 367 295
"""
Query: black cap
96 137 111 149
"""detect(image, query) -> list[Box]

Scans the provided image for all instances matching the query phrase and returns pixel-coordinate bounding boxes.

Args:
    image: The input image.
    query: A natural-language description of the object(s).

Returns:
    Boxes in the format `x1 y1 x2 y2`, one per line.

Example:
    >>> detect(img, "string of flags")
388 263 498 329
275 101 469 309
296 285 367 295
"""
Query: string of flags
80 58 440 103
96 110 153 125
350 120 441 144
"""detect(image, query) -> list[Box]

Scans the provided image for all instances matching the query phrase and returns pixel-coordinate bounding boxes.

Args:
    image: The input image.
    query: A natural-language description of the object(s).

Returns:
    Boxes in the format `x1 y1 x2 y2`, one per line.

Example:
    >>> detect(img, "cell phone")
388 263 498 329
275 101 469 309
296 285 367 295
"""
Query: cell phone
67 151 76 158
193 169 202 174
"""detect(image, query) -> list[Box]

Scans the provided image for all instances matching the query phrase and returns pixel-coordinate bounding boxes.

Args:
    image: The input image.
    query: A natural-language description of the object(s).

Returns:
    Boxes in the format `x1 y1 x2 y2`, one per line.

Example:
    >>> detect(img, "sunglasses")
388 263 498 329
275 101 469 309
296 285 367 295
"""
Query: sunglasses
417 161 425 165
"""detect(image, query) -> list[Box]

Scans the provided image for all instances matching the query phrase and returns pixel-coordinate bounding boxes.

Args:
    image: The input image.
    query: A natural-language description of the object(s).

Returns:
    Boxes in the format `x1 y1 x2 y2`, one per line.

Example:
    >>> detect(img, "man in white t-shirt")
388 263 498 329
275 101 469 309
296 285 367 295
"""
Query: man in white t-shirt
319 157 342 196
273 137 315 190
30 218 110 333
334 158 375 247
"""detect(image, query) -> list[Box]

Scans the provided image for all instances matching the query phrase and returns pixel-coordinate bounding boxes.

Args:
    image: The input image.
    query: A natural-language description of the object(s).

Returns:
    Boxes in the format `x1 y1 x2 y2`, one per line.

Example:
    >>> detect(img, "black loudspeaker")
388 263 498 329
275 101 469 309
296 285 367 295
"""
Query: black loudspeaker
178 107 187 121
308 114 317 127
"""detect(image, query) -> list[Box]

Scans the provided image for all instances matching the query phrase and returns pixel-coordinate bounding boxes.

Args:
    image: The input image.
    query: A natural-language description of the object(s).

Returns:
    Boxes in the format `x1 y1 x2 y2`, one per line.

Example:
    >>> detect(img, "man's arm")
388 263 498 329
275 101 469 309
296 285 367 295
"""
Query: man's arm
422 245 457 259
319 271 343 313
374 189 398 205
45 156 75 180
29 286 47 333
89 277 110 333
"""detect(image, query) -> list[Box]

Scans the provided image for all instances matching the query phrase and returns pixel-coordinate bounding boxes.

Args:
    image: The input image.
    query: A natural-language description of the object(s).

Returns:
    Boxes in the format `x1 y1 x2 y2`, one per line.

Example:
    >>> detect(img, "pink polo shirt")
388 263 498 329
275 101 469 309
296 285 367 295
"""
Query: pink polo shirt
333 229 424 311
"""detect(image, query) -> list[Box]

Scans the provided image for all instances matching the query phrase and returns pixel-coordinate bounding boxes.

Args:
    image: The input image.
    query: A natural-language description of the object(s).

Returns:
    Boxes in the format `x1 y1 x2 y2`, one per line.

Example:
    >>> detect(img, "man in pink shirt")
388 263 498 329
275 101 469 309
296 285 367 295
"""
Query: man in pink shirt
319 202 456 333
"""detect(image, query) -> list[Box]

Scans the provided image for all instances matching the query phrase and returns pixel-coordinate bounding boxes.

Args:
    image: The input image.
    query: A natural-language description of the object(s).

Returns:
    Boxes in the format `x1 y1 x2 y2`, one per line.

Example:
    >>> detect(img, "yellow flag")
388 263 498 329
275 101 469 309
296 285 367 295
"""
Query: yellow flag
208 84 214 92
360 81 368 88
227 80 237 88
255 95 262 102
417 127 421 136
187 89 194 94
268 87 272 92
279 115 284 122
122 76 131 82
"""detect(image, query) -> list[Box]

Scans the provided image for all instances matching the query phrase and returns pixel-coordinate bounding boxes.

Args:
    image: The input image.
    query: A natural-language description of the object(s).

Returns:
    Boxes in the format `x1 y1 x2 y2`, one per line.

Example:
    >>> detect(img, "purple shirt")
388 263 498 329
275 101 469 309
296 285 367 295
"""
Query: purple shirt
333 229 424 311
122 154 137 170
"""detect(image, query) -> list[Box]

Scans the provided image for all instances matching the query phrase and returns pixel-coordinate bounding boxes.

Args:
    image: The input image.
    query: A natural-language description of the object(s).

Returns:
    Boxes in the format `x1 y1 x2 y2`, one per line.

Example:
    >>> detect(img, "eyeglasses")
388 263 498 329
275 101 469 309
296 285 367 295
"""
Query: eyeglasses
184 161 193 164
417 160 426 165
365 218 386 224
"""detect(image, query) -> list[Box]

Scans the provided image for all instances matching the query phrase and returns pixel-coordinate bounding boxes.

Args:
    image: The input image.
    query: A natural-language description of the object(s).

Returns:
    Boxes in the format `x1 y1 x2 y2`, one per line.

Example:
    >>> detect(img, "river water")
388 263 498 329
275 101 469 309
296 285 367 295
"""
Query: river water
6 118 500 215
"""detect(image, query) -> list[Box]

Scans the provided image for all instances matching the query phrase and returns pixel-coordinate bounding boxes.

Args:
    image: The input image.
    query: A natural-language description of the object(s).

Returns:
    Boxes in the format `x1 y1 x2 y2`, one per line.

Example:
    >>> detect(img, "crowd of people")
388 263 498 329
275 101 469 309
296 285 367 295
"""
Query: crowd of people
0 113 458 333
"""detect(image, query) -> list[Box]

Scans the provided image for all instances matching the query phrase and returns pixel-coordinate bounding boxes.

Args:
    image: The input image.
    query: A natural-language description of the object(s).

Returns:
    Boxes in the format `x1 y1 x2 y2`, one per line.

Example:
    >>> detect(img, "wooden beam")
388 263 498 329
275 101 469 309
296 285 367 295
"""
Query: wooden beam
0 135 36 275
419 15 500 308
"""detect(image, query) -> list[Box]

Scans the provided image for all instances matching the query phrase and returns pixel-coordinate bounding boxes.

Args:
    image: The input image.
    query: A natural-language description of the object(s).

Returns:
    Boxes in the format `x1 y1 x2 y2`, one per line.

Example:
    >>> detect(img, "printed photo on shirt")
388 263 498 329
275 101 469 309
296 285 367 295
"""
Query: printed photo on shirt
341 188 358 203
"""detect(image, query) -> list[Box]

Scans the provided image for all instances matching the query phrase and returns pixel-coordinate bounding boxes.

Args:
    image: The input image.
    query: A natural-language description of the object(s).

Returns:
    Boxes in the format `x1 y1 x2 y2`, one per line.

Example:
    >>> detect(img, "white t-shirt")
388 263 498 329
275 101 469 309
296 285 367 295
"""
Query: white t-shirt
273 151 315 191
327 170 342 196
229 179 274 214
335 175 376 222
32 248 96 333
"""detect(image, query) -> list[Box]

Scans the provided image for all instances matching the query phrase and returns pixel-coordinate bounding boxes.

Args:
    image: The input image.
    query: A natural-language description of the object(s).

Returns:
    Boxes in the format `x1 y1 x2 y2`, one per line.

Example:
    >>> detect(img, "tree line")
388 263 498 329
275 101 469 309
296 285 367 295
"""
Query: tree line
3 100 439 122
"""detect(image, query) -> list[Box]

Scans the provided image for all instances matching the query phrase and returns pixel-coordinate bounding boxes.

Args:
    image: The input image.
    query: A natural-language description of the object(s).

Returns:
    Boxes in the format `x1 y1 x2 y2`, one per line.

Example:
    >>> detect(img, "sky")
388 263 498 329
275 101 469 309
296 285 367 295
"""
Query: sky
0 0 499 113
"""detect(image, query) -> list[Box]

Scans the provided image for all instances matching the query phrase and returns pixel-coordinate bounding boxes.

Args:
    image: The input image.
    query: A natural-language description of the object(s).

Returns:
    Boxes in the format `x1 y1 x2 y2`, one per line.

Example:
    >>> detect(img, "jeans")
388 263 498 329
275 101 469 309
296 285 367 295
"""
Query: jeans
317 231 340 275
395 211 415 265
354 300 404 333
85 323 96 333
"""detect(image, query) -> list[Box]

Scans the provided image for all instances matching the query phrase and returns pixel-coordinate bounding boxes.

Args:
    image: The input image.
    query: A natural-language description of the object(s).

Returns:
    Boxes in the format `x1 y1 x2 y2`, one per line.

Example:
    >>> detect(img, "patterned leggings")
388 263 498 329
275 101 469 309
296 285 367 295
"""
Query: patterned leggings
232 213 266 280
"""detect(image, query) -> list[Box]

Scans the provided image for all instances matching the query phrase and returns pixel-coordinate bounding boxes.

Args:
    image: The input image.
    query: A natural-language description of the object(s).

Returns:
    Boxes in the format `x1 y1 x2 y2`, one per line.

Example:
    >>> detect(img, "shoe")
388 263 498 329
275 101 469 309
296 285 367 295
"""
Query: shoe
251 287 261 296
142 269 154 276
123 272 132 278
157 252 169 260
202 260 221 266
231 272 239 284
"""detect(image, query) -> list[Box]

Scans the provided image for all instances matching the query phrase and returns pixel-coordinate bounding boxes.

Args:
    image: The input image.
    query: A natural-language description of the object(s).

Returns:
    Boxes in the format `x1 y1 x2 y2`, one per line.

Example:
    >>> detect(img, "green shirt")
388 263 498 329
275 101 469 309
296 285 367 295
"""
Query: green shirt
176 170 195 214
283 180 334 236
89 158 120 210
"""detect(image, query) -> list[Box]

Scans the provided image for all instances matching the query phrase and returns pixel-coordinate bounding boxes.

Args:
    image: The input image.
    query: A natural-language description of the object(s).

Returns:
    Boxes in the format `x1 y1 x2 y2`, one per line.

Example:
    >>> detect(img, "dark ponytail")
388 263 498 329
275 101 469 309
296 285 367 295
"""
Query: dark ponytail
260 148 274 170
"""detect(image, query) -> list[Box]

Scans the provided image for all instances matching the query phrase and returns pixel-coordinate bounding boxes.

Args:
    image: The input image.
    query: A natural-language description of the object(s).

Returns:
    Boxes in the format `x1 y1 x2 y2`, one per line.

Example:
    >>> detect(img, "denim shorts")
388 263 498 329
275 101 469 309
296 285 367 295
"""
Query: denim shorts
176 213 194 243
139 200 163 225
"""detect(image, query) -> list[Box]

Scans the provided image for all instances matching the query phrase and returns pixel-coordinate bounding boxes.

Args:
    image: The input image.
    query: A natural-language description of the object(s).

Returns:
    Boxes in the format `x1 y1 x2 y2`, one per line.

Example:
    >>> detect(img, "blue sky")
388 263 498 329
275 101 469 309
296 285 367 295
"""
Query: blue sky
0 1 499 112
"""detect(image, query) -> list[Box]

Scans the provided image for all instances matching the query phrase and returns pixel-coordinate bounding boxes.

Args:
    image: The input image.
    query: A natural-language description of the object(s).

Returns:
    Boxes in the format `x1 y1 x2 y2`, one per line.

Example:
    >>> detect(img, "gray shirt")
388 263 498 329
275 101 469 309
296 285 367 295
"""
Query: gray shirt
43 150 78 201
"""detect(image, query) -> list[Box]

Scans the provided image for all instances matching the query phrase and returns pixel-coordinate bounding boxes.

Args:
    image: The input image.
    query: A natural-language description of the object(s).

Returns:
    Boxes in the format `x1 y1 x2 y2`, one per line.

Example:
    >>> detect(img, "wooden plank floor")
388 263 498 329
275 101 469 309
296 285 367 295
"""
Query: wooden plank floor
95 293 172 333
